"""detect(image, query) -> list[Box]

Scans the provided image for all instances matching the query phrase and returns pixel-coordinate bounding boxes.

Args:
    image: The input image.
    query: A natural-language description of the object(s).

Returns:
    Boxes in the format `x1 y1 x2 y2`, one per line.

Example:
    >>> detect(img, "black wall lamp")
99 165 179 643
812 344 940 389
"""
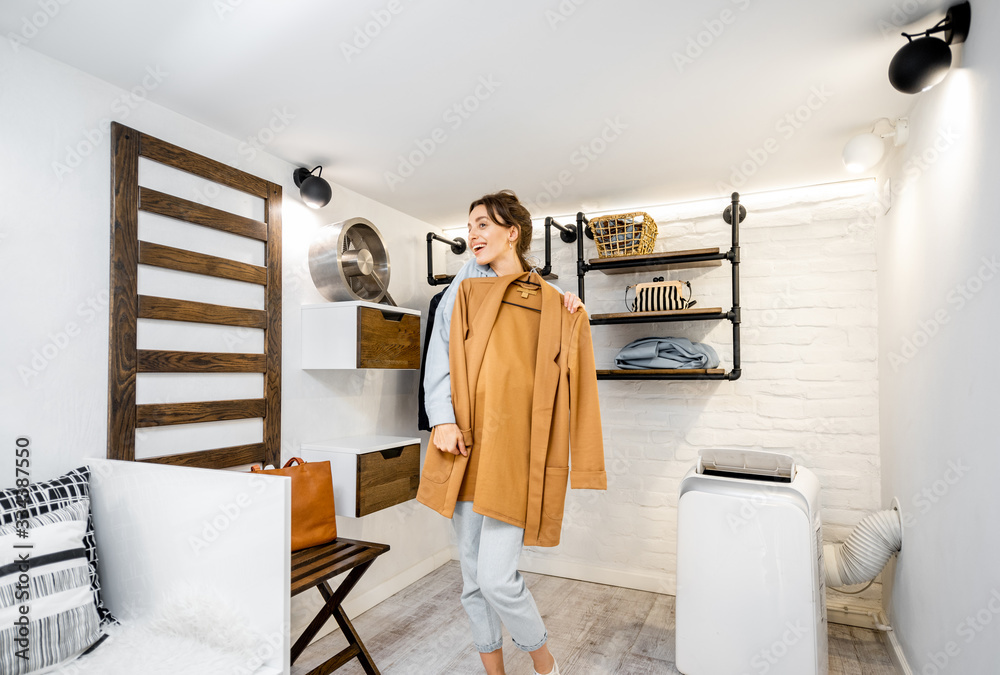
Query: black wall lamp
293 165 332 208
888 1 971 94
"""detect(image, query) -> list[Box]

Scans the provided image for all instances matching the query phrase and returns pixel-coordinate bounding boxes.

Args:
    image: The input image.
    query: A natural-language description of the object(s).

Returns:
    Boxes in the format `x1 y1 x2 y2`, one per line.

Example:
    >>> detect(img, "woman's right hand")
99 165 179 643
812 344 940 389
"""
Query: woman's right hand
432 423 468 456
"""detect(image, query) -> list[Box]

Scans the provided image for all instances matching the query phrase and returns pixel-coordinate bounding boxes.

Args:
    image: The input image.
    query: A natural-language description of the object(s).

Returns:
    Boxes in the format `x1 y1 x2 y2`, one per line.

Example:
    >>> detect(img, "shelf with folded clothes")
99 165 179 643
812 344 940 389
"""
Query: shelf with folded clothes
574 193 744 381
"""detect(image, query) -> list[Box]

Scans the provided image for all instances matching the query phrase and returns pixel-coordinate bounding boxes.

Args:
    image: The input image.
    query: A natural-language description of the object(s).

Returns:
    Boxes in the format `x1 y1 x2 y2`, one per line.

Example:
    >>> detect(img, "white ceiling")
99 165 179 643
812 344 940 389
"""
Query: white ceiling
2 0 955 226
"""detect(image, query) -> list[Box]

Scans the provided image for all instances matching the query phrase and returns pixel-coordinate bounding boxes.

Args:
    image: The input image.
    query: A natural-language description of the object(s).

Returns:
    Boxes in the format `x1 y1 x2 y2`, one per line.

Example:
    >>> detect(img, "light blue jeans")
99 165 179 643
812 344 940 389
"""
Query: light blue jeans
453 501 549 653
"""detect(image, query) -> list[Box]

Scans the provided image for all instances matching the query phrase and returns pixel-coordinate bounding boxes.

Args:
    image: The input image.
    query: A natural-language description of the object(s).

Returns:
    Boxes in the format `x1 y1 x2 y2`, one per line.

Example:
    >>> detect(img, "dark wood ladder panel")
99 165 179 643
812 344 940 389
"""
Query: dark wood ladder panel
138 350 266 373
139 187 268 241
107 122 282 469
135 398 267 427
138 240 267 285
138 295 268 328
140 135 270 198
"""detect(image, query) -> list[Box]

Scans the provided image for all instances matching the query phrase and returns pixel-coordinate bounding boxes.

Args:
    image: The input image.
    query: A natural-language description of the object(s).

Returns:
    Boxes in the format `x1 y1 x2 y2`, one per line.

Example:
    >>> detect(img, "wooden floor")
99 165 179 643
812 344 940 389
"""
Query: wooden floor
292 561 896 675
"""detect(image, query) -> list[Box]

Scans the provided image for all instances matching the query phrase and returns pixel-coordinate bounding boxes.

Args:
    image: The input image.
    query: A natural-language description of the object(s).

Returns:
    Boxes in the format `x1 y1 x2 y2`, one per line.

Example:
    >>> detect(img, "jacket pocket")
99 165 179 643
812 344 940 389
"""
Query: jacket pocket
421 447 456 484
541 467 570 520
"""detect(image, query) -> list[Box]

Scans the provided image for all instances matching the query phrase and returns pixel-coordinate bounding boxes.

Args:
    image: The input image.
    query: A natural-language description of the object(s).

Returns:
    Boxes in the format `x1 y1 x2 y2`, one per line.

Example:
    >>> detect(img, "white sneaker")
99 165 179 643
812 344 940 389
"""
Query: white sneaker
535 658 560 675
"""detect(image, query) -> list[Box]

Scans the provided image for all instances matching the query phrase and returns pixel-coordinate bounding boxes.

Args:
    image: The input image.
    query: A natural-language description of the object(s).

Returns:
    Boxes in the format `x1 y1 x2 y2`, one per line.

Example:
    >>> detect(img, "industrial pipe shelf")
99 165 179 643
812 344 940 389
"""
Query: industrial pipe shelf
576 193 744 381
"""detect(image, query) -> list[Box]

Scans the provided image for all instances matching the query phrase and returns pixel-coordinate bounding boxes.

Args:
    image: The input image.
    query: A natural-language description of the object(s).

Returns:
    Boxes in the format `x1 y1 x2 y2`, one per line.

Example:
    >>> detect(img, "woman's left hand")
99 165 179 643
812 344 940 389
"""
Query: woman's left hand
563 292 585 314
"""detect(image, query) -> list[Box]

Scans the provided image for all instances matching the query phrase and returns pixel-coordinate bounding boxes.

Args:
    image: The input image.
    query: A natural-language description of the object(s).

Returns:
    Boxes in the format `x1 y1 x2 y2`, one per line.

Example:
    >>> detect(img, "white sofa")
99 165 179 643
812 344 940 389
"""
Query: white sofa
67 459 291 675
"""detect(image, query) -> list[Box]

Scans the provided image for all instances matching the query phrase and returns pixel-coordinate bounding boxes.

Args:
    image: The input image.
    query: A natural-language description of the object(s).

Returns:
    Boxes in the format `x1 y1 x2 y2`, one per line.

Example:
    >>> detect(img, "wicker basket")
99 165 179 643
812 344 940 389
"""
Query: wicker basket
590 211 657 258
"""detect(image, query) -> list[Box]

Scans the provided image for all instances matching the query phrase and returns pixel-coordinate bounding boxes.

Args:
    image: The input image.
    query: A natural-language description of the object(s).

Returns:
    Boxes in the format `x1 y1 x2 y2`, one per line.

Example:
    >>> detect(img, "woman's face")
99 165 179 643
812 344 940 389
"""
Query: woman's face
468 204 516 266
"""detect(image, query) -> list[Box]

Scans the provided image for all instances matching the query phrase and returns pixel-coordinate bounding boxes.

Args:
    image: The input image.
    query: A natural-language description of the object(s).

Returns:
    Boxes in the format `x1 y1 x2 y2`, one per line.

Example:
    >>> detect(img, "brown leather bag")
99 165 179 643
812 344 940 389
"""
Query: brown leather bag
251 457 337 551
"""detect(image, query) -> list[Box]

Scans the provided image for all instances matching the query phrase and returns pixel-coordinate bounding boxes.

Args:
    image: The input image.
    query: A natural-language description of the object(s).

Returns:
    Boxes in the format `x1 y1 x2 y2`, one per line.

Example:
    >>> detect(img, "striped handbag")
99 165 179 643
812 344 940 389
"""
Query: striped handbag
627 278 696 312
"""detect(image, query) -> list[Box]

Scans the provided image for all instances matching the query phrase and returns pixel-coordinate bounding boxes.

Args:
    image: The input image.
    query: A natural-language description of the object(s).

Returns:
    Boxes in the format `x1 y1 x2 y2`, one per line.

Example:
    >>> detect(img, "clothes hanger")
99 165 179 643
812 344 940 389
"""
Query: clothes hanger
501 300 541 313
517 267 542 289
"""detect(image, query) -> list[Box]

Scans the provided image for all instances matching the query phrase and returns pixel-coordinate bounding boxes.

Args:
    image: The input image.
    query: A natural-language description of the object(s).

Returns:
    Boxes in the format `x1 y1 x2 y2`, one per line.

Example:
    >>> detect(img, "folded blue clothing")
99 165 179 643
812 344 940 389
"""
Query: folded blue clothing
614 337 720 369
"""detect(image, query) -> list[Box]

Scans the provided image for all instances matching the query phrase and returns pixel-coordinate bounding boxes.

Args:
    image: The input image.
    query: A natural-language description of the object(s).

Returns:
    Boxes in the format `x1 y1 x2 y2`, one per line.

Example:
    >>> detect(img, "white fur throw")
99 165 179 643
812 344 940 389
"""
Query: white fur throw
52 590 280 675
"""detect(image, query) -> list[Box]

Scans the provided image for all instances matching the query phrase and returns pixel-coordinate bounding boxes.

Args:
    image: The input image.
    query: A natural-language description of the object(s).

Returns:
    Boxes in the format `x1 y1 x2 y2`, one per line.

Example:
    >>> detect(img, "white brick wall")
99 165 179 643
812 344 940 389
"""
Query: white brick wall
445 188 883 616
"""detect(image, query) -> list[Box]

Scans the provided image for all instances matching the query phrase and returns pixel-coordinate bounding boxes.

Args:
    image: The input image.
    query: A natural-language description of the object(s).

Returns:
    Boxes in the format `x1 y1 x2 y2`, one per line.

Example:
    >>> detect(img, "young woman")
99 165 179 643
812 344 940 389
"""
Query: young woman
421 190 585 675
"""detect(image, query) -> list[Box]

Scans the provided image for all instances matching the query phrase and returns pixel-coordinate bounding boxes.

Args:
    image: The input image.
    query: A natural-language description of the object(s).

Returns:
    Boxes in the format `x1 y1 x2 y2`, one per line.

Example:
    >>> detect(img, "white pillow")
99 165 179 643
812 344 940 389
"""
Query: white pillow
0 499 105 675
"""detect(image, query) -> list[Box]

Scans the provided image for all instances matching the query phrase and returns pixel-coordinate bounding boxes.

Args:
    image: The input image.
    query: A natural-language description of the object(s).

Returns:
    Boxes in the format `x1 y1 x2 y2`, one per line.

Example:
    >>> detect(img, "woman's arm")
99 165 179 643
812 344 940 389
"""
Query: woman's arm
423 258 486 456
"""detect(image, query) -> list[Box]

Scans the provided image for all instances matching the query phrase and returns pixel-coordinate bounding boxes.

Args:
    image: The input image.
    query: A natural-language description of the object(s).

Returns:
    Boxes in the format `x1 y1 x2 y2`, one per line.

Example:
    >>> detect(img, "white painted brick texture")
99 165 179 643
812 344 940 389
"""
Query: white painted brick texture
445 190 883 614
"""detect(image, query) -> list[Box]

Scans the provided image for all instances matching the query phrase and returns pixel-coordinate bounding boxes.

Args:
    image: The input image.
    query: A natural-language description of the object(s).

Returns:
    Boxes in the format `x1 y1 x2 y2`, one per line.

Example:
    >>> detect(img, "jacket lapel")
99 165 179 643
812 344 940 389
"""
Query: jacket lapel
525 271 563 543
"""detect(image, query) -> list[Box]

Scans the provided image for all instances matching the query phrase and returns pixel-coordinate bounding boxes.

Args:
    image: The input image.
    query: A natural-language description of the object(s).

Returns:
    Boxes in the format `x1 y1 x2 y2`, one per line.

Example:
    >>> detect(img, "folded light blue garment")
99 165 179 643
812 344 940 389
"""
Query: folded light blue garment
614 337 720 369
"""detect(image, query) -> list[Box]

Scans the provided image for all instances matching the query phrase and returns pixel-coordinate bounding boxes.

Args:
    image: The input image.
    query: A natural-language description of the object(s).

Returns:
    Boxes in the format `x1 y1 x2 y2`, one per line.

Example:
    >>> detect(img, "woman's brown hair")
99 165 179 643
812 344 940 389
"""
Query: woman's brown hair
469 189 534 272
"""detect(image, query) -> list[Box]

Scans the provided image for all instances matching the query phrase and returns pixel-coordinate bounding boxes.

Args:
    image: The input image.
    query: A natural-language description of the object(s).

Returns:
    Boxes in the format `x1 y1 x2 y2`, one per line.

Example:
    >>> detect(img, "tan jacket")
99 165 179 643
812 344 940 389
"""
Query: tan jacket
417 271 606 547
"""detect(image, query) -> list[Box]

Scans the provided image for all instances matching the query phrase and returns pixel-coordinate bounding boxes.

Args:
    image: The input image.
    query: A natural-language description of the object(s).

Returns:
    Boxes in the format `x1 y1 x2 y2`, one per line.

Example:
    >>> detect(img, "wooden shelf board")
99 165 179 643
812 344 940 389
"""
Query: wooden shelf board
590 307 724 323
589 247 723 274
597 368 725 375
596 367 729 380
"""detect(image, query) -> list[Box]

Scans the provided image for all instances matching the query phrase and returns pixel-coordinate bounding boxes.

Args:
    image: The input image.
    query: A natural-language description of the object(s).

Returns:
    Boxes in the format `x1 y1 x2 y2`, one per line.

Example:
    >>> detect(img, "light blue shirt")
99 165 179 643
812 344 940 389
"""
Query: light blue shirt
422 257 562 428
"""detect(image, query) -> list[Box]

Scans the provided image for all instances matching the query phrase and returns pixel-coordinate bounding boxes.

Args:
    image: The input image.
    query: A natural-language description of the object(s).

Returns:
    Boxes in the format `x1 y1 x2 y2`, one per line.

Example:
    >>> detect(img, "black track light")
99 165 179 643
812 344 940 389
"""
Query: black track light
293 166 332 209
888 1 971 94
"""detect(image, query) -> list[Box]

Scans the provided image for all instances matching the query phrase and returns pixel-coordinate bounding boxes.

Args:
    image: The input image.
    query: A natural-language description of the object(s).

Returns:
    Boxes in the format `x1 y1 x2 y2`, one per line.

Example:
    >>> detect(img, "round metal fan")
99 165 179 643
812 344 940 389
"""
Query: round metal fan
308 217 394 304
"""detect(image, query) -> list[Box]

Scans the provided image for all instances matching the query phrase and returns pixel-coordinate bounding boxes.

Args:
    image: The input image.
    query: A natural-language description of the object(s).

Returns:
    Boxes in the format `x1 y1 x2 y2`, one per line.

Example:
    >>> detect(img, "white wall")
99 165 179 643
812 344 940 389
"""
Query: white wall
876 3 1000 670
0 38 452 641
445 182 884 620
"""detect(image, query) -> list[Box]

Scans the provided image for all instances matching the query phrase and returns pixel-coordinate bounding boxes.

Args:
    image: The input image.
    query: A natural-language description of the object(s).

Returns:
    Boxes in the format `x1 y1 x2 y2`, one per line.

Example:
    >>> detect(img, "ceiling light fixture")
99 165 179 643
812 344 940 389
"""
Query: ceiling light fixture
888 1 971 94
843 118 909 173
293 166 332 209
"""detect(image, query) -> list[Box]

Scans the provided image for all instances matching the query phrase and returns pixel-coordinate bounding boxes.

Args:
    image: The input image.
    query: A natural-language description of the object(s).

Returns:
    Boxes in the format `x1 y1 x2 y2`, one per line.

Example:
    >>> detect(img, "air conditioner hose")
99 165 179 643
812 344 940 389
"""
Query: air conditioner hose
824 508 902 588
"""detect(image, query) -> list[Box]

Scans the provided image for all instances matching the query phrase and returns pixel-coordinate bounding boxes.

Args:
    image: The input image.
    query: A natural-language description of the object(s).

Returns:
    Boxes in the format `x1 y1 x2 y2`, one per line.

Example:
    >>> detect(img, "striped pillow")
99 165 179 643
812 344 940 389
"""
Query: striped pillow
0 499 105 675
0 467 114 627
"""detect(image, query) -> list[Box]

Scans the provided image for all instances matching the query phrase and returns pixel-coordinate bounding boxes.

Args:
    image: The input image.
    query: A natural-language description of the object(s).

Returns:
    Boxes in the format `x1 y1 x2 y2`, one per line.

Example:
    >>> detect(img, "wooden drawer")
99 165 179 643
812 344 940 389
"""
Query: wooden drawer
301 301 421 369
357 306 420 369
357 444 420 517
300 435 420 518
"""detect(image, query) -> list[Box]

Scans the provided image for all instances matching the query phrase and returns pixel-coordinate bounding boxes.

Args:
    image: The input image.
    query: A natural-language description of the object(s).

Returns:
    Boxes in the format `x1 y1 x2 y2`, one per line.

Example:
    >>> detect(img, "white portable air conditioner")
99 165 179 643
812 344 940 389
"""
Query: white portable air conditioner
675 449 828 675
